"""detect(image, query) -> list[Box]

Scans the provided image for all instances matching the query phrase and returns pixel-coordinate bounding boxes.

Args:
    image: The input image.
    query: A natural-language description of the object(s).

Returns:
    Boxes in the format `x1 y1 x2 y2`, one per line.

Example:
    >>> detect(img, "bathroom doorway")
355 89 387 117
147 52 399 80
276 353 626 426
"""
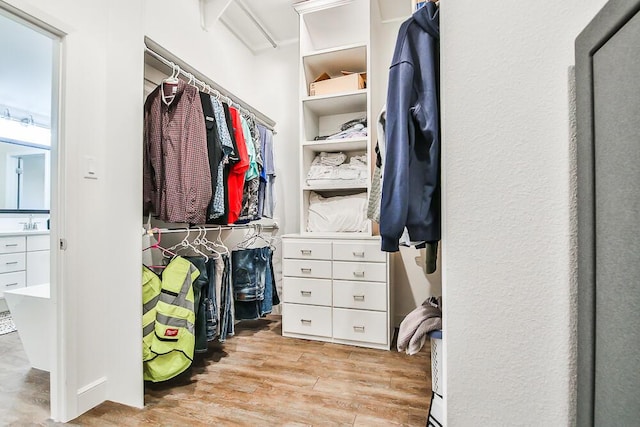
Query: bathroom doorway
0 5 61 424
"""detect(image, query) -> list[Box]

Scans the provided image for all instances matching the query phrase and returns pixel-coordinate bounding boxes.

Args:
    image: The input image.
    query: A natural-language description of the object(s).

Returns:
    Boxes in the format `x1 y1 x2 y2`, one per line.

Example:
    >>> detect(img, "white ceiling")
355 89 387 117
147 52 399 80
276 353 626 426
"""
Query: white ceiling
0 12 53 127
219 0 299 53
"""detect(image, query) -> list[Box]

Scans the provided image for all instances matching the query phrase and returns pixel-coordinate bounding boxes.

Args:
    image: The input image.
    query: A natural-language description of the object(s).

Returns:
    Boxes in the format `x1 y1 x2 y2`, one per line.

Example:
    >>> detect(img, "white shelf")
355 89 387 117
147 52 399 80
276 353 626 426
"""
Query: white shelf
302 90 367 116
298 231 375 239
302 44 367 85
303 183 367 191
302 138 368 152
376 0 412 24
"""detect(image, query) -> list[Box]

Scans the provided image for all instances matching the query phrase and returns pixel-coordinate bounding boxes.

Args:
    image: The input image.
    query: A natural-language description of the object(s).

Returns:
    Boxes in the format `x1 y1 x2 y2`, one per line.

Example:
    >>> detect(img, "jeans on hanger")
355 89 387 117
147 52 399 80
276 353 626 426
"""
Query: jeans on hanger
218 254 235 342
205 258 218 341
231 246 270 302
234 247 279 320
184 256 209 353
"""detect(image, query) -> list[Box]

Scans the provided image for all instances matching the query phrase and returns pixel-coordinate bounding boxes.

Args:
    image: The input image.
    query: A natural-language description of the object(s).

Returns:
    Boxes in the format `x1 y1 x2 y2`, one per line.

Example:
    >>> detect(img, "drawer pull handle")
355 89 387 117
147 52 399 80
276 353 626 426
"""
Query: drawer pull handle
301 268 312 274
6 262 18 265
300 290 312 296
6 282 18 287
353 295 365 301
300 249 312 256
300 319 312 324
353 251 365 257
353 325 365 332
353 271 365 278
5 244 18 247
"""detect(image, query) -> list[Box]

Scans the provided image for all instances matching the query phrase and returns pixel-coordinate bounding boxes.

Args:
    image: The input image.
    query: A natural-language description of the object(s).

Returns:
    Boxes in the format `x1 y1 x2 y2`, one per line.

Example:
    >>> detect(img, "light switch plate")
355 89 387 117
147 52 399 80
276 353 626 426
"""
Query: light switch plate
83 155 98 180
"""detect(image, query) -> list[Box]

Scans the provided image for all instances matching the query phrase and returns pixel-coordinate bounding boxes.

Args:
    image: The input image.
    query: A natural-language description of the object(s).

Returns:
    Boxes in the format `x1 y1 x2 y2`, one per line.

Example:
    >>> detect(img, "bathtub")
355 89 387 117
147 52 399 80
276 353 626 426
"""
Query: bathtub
4 284 51 372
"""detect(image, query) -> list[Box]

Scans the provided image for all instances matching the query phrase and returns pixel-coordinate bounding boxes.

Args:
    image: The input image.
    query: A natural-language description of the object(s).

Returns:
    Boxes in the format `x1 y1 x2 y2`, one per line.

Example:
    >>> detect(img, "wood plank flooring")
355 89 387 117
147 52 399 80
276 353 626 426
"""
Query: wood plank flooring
1 315 432 426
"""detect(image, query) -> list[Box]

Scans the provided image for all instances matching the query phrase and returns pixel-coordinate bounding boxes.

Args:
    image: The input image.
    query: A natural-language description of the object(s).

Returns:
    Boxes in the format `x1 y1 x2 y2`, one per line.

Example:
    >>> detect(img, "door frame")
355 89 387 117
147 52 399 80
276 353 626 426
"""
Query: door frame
0 0 69 421
575 0 640 424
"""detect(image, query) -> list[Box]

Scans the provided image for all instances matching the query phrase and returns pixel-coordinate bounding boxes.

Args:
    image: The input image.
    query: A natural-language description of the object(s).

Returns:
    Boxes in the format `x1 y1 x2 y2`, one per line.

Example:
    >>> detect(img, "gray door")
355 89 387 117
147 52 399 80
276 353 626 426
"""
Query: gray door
577 1 640 425
592 11 640 424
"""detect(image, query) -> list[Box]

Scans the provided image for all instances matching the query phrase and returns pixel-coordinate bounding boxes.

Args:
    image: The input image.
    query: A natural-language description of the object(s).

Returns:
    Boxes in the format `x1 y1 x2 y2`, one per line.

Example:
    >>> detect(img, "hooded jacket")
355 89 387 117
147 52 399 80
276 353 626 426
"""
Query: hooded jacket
380 3 440 252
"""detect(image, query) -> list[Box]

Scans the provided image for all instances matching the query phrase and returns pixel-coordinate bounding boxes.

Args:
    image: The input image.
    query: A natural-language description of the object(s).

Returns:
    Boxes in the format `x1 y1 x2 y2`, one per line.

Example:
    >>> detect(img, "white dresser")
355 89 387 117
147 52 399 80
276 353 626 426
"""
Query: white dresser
282 236 392 350
0 231 50 312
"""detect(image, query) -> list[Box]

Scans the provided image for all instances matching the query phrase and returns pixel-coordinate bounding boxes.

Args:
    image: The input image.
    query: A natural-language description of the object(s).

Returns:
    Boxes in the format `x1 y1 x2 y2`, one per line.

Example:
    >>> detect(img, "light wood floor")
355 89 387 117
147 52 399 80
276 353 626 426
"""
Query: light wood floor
1 315 432 426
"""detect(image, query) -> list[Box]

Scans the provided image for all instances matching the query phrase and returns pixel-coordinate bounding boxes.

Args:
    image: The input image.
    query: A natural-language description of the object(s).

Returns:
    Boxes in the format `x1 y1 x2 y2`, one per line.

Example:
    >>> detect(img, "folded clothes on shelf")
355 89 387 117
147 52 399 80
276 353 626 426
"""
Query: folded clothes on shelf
314 117 368 140
306 152 368 187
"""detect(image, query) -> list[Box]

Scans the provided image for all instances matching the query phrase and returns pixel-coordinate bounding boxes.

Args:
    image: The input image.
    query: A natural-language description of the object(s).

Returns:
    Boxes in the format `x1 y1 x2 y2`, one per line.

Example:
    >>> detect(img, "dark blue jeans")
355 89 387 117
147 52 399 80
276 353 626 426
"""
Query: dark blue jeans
231 247 270 302
184 256 209 353
218 254 234 342
233 247 278 320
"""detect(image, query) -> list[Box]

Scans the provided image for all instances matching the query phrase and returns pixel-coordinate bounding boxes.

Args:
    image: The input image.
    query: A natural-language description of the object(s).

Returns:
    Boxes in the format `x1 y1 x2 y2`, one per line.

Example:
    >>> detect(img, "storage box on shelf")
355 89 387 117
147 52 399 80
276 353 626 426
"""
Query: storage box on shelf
281 237 392 350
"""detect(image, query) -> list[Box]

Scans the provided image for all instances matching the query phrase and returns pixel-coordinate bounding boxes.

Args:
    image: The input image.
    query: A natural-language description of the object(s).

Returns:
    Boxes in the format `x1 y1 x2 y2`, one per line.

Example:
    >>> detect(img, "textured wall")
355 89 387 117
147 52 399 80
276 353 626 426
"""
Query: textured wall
440 1 606 425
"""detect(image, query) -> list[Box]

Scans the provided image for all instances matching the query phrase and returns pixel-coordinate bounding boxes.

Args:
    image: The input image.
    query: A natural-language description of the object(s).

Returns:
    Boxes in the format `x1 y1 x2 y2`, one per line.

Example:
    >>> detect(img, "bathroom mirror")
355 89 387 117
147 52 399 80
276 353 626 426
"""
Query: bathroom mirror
0 139 50 211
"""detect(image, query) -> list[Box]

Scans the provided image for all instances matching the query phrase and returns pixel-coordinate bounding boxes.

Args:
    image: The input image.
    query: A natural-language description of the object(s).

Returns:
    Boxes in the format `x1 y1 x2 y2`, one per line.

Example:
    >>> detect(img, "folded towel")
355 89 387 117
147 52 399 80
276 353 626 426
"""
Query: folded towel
397 299 442 355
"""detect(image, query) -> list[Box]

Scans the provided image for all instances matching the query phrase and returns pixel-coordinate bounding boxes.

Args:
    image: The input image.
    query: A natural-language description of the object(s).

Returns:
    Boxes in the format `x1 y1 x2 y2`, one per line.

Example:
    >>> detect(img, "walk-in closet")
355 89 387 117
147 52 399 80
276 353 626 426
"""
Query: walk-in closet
1 0 633 425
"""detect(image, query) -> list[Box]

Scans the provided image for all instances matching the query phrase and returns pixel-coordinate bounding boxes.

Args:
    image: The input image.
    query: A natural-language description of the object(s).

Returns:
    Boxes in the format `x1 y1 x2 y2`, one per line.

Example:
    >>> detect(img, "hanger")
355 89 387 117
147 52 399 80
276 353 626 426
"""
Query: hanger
237 224 273 250
143 228 178 269
169 227 210 258
194 226 223 259
212 227 230 255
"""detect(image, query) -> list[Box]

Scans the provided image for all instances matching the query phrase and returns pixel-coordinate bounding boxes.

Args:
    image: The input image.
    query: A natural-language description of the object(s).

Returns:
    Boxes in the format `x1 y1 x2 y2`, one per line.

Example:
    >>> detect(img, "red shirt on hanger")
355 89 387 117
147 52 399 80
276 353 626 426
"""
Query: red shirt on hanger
227 107 249 223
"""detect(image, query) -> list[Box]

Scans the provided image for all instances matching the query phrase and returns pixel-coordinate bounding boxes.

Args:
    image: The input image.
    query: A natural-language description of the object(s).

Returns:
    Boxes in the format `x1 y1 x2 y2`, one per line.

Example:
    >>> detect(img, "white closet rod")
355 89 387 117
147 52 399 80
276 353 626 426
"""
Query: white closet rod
144 39 277 133
144 222 279 236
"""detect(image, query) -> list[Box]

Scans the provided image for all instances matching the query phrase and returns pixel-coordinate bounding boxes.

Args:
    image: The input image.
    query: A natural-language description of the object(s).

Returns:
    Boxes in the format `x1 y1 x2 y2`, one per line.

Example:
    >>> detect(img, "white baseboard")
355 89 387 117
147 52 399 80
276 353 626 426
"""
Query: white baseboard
77 377 107 415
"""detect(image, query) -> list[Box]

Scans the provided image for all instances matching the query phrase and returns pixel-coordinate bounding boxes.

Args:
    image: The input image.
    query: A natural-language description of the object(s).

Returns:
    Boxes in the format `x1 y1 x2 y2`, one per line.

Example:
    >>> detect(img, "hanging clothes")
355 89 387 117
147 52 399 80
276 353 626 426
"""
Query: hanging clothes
257 124 276 219
380 2 440 252
200 92 223 222
144 80 212 224
184 256 212 353
218 254 235 342
237 115 262 223
226 107 250 224
209 98 236 221
142 257 199 382
231 246 279 320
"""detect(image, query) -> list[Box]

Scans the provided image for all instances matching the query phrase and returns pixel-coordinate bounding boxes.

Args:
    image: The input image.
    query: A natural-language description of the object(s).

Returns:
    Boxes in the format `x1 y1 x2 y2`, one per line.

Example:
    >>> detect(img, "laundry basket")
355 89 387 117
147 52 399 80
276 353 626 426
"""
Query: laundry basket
427 330 444 426
429 329 442 395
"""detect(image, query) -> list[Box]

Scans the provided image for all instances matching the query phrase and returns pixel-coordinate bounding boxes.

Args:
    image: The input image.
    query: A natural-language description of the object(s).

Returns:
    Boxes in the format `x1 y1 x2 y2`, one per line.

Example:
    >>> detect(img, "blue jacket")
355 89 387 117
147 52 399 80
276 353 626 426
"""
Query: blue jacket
381 3 440 252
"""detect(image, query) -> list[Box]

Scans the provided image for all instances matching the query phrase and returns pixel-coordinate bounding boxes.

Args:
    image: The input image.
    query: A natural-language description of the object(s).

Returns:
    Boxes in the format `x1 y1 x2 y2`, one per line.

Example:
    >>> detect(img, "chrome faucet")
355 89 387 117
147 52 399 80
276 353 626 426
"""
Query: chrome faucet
20 215 38 231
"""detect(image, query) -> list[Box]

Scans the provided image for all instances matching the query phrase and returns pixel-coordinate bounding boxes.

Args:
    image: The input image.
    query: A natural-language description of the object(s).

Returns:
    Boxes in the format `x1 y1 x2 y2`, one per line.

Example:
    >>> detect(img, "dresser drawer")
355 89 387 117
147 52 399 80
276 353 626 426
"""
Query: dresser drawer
0 253 26 273
0 236 26 254
332 261 386 282
283 259 331 279
333 308 387 345
282 303 332 337
333 280 387 312
0 271 26 297
283 239 332 260
332 241 386 263
283 277 332 306
27 234 50 252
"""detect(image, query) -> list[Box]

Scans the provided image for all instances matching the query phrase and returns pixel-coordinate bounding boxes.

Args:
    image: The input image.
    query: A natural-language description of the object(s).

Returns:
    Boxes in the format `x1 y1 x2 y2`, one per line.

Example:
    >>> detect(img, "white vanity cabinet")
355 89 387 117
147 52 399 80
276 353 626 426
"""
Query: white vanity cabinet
0 232 50 312
26 234 50 286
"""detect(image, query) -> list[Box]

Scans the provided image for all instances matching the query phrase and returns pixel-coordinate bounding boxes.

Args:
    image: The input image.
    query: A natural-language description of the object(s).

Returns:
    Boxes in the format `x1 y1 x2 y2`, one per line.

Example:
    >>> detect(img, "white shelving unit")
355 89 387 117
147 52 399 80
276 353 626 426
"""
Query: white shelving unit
283 0 393 351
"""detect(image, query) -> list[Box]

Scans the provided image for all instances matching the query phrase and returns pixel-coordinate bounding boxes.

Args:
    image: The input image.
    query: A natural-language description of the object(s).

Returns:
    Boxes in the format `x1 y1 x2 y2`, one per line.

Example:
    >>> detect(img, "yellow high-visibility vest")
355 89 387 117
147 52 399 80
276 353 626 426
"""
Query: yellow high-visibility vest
142 256 199 382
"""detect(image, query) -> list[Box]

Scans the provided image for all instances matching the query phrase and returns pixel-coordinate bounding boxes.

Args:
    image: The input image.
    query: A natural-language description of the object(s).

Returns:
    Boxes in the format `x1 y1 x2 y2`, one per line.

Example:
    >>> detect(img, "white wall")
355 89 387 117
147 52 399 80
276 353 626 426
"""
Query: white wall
441 1 607 424
0 0 300 422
